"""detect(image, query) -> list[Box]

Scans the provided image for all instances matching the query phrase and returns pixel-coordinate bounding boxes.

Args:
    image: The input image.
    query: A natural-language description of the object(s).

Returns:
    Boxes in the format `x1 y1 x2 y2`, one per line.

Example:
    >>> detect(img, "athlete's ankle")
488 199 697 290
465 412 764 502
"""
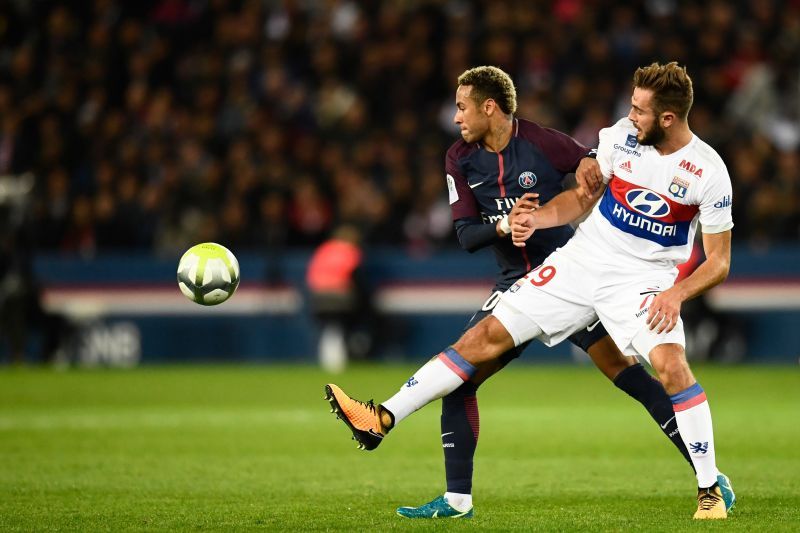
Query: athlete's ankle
379 405 395 431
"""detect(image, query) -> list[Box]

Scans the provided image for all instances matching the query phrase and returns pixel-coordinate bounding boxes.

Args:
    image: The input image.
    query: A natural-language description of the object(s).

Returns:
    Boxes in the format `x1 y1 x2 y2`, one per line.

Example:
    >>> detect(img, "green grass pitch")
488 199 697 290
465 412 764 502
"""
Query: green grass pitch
1 364 798 531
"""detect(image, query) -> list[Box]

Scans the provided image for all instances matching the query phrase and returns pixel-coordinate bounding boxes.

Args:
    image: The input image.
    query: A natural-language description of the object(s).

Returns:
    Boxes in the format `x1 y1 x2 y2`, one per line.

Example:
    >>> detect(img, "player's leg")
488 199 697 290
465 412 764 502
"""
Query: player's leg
597 276 733 517
397 341 522 518
633 334 727 519
570 326 694 471
325 314 529 450
436 294 525 516
326 249 592 452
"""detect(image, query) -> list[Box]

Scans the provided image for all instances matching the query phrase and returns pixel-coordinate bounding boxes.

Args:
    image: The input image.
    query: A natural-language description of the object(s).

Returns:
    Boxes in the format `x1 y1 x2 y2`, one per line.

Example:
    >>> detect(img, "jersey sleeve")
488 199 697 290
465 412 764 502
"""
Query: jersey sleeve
446 145 480 220
697 169 734 234
522 122 588 173
596 125 616 183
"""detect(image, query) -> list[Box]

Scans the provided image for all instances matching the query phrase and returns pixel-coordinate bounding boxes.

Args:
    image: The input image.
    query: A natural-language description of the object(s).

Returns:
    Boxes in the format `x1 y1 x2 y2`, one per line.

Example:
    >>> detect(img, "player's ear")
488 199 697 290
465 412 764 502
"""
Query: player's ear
660 111 675 129
483 98 495 116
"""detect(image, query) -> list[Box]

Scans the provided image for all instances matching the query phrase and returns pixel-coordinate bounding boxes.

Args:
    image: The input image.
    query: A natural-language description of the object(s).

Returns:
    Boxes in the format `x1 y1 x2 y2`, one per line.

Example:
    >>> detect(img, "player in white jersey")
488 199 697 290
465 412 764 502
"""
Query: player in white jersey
498 114 734 359
325 62 734 519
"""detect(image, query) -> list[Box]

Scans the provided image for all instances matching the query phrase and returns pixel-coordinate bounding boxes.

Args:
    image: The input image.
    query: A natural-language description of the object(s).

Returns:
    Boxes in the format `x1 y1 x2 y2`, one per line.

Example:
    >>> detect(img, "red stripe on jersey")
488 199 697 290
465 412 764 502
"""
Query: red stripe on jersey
520 247 531 272
497 153 506 197
610 175 699 223
673 392 707 412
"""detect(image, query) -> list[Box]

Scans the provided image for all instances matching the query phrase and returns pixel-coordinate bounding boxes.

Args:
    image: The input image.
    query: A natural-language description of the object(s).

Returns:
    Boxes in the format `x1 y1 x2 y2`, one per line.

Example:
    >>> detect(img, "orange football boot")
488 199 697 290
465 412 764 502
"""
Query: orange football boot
324 384 389 450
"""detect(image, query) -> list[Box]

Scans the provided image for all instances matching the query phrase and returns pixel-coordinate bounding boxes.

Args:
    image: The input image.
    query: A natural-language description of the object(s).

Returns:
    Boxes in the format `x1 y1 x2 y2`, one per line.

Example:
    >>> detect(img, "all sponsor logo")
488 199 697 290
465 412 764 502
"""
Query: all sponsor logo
618 160 632 173
625 189 671 218
518 171 537 188
669 176 689 199
714 195 732 208
625 134 638 148
678 159 703 177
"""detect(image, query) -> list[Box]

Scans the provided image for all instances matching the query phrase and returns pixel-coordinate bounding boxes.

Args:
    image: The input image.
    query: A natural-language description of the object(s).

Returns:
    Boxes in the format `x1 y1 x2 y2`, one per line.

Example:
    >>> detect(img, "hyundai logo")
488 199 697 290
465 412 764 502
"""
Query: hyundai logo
625 189 670 218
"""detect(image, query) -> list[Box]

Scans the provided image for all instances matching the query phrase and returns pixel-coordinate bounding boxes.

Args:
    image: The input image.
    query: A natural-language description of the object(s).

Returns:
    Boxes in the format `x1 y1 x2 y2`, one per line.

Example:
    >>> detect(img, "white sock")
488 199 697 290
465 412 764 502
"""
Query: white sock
382 348 476 424
671 383 718 488
444 492 473 512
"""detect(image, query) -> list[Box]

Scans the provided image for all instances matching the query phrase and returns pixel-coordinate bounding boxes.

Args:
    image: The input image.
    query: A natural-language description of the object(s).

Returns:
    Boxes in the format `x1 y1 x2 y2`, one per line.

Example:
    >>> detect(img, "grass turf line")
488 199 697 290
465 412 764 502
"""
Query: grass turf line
0 364 798 531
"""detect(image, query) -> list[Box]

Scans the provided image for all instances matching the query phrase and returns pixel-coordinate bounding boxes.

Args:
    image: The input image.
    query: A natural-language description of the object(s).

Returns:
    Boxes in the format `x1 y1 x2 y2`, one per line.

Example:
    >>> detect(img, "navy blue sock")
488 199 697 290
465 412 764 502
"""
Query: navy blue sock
441 380 480 494
613 363 695 472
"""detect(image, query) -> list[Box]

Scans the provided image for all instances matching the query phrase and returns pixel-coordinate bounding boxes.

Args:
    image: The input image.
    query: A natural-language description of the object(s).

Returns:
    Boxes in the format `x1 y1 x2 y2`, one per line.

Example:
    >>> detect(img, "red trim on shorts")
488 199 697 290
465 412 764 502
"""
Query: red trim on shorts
673 392 707 412
437 353 471 381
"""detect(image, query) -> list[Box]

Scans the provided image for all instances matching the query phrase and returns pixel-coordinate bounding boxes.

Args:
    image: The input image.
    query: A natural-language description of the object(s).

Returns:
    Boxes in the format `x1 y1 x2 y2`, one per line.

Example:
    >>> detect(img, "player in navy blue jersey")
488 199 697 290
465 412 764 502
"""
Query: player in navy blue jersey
393 66 699 519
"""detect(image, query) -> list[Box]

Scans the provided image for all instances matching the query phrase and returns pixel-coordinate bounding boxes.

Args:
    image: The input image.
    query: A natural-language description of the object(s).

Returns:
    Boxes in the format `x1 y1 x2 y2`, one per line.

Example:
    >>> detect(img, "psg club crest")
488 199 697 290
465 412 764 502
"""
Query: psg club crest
669 176 689 199
518 171 537 188
625 134 638 148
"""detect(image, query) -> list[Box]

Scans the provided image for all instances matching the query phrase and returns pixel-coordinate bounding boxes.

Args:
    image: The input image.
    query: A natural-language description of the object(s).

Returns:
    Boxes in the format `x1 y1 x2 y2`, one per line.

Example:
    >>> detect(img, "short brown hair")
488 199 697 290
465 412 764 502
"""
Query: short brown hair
633 62 693 120
458 66 517 115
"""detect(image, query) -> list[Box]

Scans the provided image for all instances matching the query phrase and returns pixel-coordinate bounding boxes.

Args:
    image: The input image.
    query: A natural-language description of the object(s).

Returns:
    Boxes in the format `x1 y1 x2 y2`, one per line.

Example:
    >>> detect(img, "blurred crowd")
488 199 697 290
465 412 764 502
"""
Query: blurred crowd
0 0 798 256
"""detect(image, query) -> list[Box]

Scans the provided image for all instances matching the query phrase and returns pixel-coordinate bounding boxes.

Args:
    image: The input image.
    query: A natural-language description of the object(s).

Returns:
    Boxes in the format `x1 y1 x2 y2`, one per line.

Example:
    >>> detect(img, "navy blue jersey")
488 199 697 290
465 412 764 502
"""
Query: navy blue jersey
446 118 588 289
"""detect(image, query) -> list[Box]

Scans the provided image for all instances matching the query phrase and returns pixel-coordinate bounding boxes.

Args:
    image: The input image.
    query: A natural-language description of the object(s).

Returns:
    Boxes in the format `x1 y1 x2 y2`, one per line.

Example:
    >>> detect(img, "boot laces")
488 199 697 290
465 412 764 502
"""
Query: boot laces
698 488 721 511
356 400 377 414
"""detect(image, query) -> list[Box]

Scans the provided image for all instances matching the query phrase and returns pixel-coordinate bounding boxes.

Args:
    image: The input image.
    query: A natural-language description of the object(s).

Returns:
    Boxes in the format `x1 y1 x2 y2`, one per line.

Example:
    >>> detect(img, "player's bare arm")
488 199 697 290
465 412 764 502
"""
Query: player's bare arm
575 157 603 198
510 184 604 247
647 230 732 334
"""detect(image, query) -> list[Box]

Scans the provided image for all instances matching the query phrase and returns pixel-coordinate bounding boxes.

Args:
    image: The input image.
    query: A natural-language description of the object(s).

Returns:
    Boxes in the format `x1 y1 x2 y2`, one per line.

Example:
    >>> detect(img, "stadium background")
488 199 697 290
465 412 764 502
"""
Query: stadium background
1 0 798 365
2 2 800 531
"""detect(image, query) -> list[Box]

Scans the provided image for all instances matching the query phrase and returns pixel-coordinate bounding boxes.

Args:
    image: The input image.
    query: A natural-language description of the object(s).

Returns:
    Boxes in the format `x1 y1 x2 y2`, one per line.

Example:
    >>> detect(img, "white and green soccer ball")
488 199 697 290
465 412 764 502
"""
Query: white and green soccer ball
177 243 240 306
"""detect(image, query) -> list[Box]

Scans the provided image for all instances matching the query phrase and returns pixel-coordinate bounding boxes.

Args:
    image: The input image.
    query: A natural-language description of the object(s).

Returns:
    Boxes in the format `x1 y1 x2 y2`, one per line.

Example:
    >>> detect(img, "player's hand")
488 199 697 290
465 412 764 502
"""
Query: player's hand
646 288 683 334
511 213 535 247
510 192 539 216
509 193 538 247
576 157 603 198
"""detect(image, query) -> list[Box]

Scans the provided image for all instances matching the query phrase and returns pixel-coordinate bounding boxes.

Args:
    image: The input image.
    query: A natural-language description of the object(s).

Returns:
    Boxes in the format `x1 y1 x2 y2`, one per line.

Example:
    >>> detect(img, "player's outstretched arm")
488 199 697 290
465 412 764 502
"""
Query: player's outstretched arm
646 230 731 334
510 185 603 247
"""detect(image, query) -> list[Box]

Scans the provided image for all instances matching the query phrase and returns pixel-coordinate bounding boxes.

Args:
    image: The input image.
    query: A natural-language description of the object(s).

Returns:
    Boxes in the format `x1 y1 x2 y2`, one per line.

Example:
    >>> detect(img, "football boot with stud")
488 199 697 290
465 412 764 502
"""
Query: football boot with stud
324 384 388 450
396 495 473 519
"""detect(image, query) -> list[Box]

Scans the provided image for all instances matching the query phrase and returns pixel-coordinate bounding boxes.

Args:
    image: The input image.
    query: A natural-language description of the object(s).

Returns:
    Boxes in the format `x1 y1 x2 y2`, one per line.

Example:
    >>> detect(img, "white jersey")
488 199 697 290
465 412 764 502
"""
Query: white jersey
565 118 733 271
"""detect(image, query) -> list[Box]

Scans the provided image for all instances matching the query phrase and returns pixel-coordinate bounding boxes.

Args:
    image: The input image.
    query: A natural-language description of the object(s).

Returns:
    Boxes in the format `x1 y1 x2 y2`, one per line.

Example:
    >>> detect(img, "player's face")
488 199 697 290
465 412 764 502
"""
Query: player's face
454 85 489 143
628 87 665 146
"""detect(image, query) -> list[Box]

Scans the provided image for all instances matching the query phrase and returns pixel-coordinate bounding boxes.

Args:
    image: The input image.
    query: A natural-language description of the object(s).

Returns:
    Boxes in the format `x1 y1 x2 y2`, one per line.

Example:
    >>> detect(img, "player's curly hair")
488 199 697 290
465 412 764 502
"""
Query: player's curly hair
633 62 693 120
457 66 517 115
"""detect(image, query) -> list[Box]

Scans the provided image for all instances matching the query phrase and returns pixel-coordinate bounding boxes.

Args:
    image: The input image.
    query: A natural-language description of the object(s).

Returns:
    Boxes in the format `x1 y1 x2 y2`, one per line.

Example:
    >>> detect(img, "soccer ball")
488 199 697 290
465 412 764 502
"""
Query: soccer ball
177 243 240 306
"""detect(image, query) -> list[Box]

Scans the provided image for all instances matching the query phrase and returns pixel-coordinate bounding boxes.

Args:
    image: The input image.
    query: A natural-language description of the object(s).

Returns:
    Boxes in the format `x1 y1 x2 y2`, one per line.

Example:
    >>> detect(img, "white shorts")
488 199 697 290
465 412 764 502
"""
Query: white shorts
492 248 684 362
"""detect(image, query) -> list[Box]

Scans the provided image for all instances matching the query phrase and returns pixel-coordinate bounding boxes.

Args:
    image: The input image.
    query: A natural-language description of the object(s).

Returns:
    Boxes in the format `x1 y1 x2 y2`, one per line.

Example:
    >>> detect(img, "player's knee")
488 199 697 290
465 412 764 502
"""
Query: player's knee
453 316 514 365
648 344 693 393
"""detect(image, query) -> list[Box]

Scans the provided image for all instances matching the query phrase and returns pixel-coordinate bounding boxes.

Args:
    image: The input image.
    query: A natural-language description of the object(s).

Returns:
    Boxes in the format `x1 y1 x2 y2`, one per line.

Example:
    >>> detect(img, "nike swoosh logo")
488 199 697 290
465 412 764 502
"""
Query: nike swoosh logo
660 415 676 429
468 181 484 189
367 429 384 439
432 510 439 518
441 432 454 437
586 320 601 332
